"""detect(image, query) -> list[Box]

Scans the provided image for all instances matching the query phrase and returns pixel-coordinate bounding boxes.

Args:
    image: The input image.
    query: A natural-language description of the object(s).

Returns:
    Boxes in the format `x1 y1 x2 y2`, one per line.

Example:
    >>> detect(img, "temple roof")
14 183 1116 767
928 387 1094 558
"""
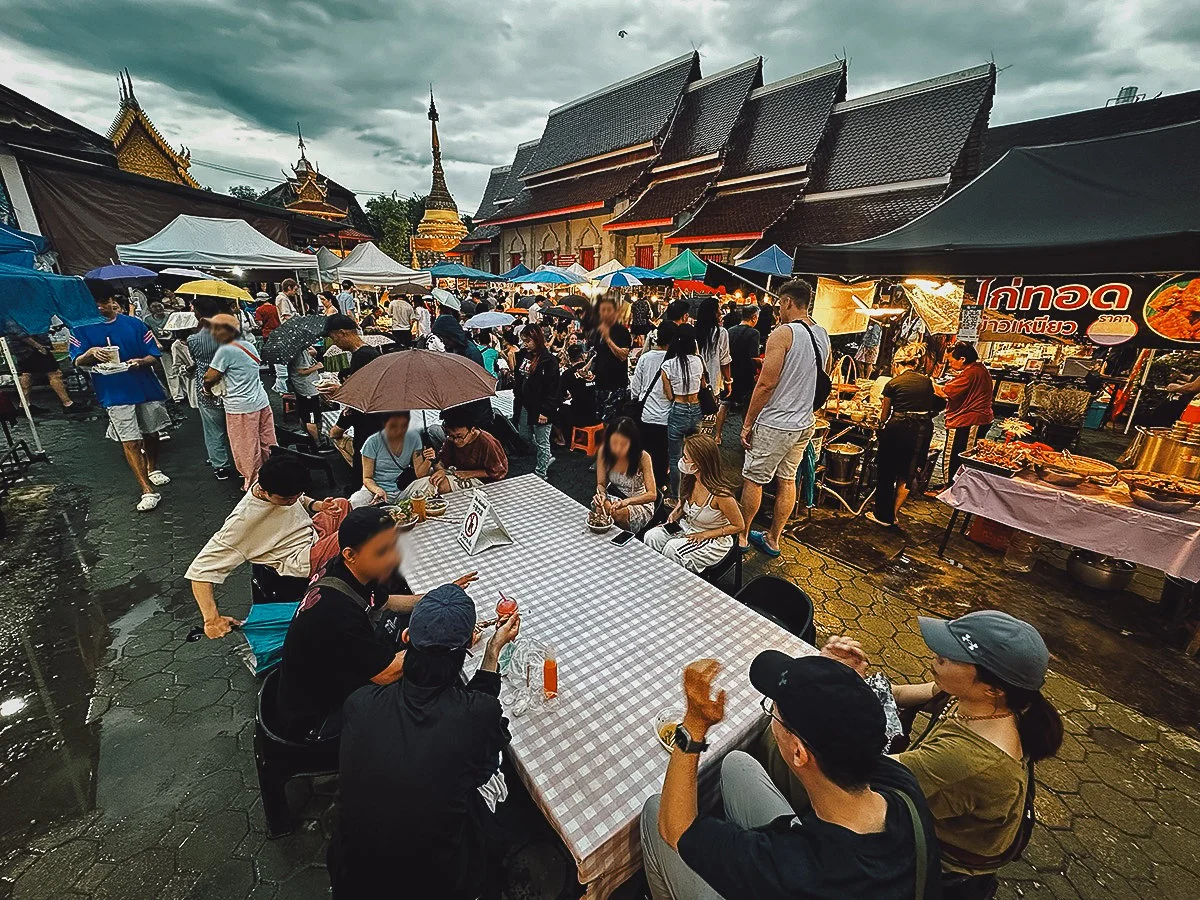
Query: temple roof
106 70 199 188
657 58 762 164
668 187 801 245
473 165 510 220
605 170 714 231
981 87 1200 169
257 173 375 236
521 52 699 179
486 163 645 226
0 81 116 164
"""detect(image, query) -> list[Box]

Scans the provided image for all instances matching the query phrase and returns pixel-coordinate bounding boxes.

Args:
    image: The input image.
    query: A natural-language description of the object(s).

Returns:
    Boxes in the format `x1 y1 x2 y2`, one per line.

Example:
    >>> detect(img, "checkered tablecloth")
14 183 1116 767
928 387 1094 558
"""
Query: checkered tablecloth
399 474 815 898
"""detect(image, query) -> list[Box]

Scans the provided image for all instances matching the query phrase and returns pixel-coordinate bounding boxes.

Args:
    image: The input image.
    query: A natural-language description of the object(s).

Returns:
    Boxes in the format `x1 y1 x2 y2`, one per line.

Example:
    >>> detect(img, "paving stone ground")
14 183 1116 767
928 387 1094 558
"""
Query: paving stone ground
1 390 1197 899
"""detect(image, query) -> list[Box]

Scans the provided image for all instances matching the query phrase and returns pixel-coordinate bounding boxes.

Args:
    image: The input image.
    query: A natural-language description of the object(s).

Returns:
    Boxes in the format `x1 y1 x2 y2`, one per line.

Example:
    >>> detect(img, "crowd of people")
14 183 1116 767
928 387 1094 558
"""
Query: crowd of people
8 266 1041 900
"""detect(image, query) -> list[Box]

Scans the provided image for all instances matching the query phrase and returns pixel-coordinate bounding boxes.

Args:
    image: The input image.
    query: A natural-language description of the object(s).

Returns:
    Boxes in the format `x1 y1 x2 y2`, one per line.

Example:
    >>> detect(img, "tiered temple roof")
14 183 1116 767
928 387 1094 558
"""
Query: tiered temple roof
106 69 199 188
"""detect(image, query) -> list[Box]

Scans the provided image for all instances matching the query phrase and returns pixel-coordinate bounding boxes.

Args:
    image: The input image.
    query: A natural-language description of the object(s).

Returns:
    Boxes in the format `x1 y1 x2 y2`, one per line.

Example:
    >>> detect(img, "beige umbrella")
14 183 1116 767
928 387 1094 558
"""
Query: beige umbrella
330 349 496 413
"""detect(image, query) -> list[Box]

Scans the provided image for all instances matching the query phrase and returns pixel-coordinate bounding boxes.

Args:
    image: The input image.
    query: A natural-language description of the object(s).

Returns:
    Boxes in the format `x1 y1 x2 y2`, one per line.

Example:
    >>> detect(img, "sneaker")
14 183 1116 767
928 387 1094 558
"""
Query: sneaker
214 467 233 481
136 492 162 512
148 470 171 486
748 529 781 558
157 431 172 442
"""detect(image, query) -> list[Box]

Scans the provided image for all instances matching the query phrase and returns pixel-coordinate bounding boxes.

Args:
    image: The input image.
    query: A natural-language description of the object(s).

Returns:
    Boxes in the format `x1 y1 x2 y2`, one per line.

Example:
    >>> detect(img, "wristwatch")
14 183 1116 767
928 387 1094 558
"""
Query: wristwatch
672 724 709 754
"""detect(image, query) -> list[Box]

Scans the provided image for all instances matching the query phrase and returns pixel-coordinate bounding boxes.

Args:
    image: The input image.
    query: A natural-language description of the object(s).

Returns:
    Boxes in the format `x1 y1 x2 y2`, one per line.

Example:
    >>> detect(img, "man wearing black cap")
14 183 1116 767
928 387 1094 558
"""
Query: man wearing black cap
641 654 940 899
324 314 382 487
329 584 519 899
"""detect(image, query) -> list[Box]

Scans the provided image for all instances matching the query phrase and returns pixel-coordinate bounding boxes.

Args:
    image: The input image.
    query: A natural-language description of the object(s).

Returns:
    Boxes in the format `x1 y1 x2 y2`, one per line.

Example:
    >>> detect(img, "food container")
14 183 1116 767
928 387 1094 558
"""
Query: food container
1033 465 1086 488
1066 550 1136 592
587 521 614 534
1122 427 1200 479
825 443 863 483
1128 487 1196 513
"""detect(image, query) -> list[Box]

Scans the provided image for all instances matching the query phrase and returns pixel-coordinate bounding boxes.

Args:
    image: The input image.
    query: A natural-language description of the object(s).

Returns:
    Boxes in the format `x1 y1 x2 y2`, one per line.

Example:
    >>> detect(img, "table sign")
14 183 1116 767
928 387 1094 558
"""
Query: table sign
457 489 514 555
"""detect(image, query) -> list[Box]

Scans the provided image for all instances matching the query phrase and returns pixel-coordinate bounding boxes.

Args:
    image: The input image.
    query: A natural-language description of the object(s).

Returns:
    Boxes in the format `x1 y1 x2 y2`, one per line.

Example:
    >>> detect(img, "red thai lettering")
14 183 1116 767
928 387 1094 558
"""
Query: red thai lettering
1054 285 1091 310
1021 285 1055 311
1092 283 1132 311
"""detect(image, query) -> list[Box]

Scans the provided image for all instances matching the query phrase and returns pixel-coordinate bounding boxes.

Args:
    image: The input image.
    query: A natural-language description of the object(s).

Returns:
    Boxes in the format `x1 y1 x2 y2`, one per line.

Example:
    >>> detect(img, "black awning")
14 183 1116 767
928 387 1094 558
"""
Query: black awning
790 119 1200 277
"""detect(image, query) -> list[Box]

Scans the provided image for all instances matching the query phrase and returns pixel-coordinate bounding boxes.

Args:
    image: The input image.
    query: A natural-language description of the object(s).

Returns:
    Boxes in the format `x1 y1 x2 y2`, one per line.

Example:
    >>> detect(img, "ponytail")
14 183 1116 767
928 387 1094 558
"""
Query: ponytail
977 667 1064 762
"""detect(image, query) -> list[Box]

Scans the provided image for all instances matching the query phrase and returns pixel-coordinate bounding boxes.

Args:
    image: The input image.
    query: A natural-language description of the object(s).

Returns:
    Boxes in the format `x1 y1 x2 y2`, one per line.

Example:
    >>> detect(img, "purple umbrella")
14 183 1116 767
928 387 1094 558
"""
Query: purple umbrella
84 264 158 290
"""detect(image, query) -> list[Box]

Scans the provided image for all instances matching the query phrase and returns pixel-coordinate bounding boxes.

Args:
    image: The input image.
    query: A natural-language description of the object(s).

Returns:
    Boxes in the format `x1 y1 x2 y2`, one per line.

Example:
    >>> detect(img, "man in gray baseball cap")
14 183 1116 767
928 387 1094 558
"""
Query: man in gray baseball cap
918 609 1049 690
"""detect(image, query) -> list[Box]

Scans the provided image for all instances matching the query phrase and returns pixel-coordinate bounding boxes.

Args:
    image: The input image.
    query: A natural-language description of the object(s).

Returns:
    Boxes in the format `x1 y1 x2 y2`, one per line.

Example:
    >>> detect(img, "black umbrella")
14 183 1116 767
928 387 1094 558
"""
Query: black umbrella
514 295 536 309
540 306 575 321
559 294 589 312
263 315 327 364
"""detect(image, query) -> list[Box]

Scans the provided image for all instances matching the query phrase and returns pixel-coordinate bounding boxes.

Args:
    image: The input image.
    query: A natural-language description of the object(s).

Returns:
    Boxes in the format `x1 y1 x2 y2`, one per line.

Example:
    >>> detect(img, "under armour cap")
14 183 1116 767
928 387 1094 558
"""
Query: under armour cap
408 584 476 651
750 652 887 773
918 610 1049 690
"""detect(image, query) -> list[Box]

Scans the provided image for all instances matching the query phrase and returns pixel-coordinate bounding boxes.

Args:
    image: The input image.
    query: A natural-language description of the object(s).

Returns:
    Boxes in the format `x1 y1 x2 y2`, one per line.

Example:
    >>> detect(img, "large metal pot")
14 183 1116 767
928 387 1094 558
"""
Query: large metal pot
1122 427 1200 479
825 443 864 482
1066 549 1136 592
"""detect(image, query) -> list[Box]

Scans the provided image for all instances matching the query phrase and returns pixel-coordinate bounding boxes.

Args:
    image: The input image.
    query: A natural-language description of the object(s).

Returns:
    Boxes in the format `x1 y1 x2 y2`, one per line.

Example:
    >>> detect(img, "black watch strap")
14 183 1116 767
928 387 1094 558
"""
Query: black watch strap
673 724 709 754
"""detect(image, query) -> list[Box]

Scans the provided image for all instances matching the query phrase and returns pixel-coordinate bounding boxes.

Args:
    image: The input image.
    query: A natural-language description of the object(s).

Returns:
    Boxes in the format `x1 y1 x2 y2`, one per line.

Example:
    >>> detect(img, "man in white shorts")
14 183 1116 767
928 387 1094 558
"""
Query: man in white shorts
70 293 173 511
738 279 830 557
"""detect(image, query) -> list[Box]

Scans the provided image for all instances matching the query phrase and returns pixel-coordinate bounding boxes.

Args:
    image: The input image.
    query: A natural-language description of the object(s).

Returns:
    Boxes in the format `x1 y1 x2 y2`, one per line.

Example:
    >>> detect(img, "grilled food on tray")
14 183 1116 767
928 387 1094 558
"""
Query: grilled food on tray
1118 471 1200 500
1027 449 1117 479
962 440 1027 471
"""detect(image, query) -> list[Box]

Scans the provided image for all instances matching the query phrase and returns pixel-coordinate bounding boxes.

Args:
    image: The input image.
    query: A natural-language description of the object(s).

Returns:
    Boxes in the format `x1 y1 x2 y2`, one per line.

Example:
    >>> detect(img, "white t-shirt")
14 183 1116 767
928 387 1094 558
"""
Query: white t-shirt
185 489 317 583
415 306 432 335
699 327 732 391
630 348 670 425
663 354 704 396
389 298 416 328
210 340 270 414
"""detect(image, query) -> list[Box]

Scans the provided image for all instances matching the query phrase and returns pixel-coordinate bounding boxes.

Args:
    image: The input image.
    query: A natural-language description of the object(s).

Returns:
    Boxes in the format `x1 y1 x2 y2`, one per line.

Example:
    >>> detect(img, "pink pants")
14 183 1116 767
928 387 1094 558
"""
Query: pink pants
226 406 276 490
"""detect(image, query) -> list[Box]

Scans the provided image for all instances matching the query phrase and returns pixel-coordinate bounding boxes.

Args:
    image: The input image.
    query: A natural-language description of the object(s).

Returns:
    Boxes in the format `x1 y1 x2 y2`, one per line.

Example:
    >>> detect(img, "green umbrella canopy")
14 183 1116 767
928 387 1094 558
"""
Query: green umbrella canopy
653 249 708 279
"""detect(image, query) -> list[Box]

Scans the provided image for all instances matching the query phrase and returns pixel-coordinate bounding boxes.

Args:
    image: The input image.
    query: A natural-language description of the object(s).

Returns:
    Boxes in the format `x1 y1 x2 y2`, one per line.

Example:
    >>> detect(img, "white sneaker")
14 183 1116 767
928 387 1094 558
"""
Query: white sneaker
148 470 171 486
137 492 162 512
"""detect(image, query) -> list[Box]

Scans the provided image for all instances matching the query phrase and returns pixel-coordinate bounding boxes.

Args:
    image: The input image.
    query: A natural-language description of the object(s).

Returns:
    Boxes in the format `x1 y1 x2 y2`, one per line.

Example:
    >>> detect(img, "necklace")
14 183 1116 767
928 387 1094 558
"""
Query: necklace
948 709 1014 722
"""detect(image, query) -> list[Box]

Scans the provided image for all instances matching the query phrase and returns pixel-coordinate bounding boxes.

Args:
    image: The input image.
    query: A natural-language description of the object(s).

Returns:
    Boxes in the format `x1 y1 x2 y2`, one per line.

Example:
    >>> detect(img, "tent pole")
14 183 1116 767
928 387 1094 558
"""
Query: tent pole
0 336 47 458
709 262 781 300
1124 349 1154 435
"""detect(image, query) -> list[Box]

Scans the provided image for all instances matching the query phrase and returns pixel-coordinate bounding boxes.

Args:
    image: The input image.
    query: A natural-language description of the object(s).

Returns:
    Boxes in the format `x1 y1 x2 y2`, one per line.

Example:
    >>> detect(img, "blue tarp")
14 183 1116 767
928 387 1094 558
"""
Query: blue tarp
619 266 672 282
428 262 505 281
0 263 103 334
738 244 794 277
0 223 48 269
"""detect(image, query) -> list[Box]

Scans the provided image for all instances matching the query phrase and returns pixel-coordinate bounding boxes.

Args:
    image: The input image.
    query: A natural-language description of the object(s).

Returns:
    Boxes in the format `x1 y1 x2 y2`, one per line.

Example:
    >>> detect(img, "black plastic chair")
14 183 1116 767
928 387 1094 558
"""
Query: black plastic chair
253 668 340 838
636 497 670 541
701 542 742 593
735 575 816 644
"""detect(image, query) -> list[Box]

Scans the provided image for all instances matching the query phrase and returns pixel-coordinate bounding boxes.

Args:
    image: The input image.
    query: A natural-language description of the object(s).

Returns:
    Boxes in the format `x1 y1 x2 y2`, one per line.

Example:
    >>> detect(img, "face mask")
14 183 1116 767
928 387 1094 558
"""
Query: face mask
678 457 697 475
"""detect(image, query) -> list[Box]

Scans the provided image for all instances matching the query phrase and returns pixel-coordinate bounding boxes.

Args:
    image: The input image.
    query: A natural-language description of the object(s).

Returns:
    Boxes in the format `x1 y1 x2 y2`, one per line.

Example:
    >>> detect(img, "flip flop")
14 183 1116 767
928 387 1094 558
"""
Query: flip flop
748 530 781 558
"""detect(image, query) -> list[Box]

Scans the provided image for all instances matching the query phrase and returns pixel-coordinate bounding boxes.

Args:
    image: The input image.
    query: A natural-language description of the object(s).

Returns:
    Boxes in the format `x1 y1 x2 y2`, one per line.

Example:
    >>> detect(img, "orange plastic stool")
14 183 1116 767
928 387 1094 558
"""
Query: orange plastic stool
570 424 605 456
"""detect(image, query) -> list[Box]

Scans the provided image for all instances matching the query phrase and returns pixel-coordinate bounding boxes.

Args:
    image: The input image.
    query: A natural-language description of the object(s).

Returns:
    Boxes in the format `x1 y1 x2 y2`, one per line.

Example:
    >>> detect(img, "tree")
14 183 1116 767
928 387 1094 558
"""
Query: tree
228 184 261 200
365 192 427 262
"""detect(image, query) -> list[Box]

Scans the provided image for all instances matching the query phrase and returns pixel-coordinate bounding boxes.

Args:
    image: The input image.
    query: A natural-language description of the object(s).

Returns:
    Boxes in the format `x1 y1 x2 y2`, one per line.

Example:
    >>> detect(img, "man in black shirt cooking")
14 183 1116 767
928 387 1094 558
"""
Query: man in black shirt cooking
641 653 940 900
325 314 382 487
329 584 521 899
590 295 632 423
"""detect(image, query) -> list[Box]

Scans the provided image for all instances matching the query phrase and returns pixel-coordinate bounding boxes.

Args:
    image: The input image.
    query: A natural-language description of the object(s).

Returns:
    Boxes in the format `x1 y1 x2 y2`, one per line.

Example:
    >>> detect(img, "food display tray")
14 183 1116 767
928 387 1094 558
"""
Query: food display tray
958 456 1023 478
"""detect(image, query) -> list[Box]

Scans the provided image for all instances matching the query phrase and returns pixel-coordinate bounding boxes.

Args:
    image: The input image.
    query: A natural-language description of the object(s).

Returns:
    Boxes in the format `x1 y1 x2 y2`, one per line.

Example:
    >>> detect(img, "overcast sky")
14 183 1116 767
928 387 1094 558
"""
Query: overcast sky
2 0 1196 214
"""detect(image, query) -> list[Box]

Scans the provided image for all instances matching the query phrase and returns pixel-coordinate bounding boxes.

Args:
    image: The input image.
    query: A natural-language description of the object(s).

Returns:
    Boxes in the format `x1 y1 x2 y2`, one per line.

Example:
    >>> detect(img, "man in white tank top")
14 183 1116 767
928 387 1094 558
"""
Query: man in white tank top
738 279 830 556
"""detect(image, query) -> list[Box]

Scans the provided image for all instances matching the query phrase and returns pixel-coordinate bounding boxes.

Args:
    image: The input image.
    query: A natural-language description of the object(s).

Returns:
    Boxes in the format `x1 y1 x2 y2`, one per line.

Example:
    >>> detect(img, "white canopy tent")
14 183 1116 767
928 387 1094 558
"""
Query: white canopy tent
116 215 318 269
332 242 431 286
586 259 623 279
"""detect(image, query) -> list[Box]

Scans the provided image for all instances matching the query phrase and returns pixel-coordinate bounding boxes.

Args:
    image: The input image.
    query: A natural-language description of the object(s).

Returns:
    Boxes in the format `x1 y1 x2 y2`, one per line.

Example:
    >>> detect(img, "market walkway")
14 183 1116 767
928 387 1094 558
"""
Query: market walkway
0 404 1197 899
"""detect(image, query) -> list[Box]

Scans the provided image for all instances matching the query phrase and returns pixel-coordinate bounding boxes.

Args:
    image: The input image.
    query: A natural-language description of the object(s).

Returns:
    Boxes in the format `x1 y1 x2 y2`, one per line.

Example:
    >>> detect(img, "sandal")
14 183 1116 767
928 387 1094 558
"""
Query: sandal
148 469 171 486
137 492 162 512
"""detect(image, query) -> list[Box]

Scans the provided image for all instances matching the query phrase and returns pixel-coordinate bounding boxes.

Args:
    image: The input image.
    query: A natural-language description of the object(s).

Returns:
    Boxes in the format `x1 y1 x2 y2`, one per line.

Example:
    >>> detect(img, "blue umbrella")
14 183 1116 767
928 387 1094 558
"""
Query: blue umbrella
464 310 515 329
500 262 532 280
737 244 794 277
619 266 672 282
428 262 505 281
240 601 299 675
84 263 159 290
597 270 643 288
511 269 586 285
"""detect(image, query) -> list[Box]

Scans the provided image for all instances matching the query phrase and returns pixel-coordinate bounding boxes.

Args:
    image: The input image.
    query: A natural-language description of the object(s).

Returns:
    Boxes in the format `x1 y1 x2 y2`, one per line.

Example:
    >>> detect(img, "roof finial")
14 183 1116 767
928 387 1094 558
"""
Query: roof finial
123 68 138 107
297 121 307 158
428 85 438 123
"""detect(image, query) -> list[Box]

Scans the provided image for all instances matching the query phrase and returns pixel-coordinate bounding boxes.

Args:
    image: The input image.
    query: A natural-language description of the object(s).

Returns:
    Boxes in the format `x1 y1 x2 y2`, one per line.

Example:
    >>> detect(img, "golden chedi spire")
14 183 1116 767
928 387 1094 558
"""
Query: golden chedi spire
107 68 199 188
412 86 467 266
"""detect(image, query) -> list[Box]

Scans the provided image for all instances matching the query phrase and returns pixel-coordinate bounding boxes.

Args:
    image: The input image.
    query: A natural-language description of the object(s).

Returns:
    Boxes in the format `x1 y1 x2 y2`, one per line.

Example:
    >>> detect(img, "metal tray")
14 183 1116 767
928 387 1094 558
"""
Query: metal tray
958 455 1023 478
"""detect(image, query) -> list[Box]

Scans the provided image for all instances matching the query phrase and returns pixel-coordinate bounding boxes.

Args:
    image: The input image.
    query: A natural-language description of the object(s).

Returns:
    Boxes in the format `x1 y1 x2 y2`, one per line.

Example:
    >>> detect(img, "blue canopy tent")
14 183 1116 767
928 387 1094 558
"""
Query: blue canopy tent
428 261 505 281
510 268 586 285
619 265 672 283
500 262 532 280
702 244 795 297
738 244 794 276
1 263 102 456
0 223 48 269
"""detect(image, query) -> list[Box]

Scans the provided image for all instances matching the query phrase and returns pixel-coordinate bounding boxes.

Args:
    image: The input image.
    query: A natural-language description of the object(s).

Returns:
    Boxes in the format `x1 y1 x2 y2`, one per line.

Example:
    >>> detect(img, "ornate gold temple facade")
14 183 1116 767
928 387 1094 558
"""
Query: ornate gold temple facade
107 69 199 188
279 125 349 221
410 89 467 267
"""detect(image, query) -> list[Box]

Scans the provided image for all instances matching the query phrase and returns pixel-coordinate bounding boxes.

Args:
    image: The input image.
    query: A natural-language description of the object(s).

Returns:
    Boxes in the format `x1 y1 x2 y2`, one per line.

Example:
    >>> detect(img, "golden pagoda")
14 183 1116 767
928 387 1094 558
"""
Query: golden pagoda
410 88 467 267
107 69 199 188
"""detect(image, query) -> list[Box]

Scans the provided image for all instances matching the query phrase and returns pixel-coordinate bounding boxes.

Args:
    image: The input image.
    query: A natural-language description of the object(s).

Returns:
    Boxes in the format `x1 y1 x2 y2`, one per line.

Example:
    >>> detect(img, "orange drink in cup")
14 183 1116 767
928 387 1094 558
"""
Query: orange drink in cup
412 495 427 521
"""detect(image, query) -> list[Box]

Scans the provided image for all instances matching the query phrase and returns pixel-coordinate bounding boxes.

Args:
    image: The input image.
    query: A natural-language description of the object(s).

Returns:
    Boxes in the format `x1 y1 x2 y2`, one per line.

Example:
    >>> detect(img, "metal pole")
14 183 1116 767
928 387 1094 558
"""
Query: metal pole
1124 349 1154 435
0 336 47 456
709 261 781 300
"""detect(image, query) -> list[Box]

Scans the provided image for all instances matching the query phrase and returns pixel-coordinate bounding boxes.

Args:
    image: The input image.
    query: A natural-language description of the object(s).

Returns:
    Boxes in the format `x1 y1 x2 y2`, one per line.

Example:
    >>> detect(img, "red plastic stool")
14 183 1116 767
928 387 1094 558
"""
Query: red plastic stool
570 424 605 456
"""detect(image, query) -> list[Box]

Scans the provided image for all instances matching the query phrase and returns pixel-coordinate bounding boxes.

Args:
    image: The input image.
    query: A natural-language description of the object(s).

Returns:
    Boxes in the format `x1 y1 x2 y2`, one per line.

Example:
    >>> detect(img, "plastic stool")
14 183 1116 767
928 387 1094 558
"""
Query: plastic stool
570 424 605 456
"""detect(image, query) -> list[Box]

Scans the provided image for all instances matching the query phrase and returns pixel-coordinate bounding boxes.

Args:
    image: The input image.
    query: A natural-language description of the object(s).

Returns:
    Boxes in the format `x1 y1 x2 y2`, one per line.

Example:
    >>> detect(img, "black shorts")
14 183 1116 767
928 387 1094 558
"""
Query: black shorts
17 352 59 376
294 393 323 424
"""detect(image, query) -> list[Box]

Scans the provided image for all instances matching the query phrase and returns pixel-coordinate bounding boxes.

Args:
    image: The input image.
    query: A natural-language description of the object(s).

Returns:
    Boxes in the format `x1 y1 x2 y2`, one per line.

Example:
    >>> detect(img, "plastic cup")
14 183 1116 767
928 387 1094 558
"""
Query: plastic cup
412 495 427 521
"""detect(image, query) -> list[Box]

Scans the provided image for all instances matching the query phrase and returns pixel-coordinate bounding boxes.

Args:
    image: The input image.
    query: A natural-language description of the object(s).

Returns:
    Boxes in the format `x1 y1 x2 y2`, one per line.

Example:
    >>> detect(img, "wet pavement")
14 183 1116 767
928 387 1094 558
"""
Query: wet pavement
0 388 1198 899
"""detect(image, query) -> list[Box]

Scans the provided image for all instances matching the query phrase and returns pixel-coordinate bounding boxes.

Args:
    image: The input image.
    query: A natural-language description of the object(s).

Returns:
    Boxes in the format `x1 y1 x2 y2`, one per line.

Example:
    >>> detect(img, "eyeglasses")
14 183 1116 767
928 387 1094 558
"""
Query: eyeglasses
760 696 788 730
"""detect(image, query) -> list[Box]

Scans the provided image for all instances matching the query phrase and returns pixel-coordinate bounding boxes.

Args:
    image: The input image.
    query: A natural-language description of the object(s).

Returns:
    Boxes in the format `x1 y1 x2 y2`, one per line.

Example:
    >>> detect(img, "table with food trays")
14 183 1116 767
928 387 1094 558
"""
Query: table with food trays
398 474 814 898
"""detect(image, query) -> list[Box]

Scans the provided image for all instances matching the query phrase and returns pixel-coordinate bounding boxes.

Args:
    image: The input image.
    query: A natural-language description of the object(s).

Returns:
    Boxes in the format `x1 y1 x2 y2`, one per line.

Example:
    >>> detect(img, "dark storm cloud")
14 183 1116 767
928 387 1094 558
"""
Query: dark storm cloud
1 0 1195 207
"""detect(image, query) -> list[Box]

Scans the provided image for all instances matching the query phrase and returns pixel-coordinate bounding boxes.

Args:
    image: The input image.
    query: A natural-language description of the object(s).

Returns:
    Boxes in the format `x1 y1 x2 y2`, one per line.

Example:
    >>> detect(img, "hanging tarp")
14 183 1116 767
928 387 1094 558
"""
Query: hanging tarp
814 278 875 335
428 261 505 281
0 263 102 333
332 242 430 286
973 272 1200 349
0 223 48 268
790 121 1200 277
117 214 318 269
500 262 532 280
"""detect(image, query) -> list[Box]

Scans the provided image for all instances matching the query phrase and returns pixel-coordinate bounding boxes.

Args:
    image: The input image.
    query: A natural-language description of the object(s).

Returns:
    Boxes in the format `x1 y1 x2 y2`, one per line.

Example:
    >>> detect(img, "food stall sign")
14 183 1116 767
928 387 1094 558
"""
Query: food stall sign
972 274 1200 349
457 489 514 555
556 254 577 267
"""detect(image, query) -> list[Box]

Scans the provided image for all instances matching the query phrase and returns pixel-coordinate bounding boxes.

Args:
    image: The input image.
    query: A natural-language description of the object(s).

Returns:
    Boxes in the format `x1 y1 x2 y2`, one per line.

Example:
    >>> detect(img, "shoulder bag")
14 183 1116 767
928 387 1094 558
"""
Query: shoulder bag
209 341 262 398
622 362 665 421
797 321 832 410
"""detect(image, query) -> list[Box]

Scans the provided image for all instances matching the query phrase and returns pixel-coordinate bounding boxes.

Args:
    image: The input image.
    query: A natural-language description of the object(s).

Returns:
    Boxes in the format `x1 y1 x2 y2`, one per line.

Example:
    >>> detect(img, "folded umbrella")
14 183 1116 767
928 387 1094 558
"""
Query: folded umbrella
176 279 252 301
332 349 496 413
240 601 299 676
263 314 327 364
84 264 158 290
464 311 515 329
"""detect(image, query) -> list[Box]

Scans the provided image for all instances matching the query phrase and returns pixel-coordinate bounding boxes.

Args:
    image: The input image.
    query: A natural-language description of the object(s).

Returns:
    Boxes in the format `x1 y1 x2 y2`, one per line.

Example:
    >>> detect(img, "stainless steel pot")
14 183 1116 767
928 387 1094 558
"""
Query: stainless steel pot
1066 549 1135 592
825 443 863 482
1122 427 1200 479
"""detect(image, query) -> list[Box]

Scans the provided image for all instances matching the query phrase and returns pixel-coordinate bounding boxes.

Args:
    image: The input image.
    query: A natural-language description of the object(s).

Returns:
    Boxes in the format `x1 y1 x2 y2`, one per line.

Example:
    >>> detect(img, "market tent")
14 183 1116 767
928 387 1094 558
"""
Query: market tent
0 262 101 332
653 249 707 279
0 223 48 268
738 244 794 276
586 259 623 279
332 242 430 286
428 261 505 281
116 214 318 269
500 262 532 280
619 266 672 283
789 120 1200 277
315 247 342 274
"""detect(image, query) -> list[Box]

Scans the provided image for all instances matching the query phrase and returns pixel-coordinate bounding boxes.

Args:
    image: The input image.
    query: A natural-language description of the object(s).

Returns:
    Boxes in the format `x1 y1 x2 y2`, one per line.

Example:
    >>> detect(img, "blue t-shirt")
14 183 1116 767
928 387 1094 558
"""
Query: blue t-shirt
361 428 422 499
210 340 270 414
68 314 164 408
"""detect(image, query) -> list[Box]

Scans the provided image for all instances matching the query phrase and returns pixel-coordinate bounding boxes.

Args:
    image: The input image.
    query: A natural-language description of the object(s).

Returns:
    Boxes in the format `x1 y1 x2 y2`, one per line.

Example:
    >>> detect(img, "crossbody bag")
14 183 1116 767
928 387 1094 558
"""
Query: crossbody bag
622 363 666 421
796 321 833 410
